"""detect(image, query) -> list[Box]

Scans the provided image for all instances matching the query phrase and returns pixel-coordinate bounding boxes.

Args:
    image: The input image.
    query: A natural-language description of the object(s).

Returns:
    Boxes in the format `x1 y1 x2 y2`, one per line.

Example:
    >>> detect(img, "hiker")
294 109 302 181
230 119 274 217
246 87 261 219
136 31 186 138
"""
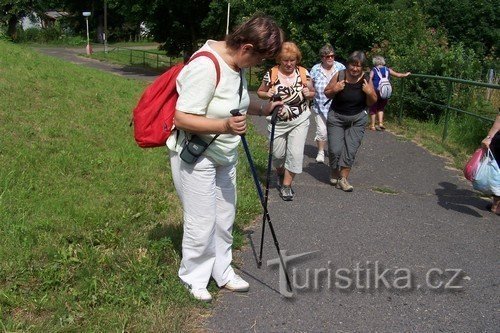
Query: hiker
324 51 377 192
256 41 315 201
481 113 500 215
167 14 284 302
310 44 346 164
368 55 411 131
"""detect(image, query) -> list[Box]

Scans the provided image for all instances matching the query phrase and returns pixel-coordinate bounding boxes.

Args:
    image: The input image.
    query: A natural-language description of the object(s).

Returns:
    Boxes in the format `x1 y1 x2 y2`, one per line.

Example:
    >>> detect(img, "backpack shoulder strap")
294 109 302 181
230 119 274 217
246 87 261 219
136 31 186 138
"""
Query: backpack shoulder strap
298 66 308 87
269 65 279 86
188 51 221 86
338 69 346 82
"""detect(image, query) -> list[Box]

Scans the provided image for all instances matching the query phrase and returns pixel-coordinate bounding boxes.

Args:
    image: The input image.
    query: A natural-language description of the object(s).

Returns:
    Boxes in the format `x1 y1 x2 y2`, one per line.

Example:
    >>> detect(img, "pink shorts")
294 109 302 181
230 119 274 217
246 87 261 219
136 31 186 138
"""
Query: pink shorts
369 92 388 115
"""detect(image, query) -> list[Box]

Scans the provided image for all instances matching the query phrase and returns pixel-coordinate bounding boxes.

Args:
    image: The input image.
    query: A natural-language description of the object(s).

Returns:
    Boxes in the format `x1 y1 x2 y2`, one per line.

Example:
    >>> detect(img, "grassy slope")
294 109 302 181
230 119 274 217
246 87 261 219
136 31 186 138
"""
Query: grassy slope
0 40 265 332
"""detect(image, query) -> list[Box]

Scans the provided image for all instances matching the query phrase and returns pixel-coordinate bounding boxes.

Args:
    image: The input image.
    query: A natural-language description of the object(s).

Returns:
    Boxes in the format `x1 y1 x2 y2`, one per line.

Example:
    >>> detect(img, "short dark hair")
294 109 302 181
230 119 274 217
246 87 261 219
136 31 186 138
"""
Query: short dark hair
225 14 284 60
347 51 367 67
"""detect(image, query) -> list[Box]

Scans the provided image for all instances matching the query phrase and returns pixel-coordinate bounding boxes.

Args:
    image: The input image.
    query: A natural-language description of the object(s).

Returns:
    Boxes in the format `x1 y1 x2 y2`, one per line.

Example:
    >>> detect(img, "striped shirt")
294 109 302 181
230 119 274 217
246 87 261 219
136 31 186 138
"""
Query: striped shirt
310 61 345 116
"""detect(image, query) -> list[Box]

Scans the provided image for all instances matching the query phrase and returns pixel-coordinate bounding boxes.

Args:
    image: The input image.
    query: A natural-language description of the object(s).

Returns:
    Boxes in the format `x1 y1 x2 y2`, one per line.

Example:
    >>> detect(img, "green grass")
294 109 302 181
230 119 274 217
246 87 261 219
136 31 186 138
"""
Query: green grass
385 107 491 170
0 40 267 331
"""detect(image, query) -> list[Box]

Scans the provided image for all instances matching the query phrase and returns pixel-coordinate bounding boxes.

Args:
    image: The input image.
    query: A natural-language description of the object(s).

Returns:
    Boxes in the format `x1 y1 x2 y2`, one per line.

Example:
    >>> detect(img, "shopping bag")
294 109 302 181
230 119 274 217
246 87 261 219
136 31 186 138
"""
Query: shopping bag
463 147 485 181
472 149 500 196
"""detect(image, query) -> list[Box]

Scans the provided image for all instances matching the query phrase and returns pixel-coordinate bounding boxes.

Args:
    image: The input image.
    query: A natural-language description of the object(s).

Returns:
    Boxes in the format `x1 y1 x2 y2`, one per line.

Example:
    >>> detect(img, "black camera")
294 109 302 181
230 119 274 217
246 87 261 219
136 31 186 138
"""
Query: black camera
180 134 210 164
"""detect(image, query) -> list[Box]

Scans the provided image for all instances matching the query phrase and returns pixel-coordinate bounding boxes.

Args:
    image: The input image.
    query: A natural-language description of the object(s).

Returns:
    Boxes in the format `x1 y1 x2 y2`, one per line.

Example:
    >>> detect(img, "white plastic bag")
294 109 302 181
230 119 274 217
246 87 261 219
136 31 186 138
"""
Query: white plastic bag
472 149 500 196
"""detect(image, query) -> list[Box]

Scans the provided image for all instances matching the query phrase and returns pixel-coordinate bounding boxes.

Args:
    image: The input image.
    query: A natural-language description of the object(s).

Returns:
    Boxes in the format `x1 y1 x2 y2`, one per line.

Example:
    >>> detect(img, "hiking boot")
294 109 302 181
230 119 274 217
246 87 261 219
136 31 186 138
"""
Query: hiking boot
315 151 325 164
336 177 353 192
188 287 212 302
223 274 250 292
279 185 294 201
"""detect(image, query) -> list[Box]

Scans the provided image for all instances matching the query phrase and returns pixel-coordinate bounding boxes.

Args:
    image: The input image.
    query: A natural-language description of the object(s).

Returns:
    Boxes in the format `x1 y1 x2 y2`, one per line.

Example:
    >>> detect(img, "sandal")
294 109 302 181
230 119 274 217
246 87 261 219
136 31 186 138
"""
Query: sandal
369 126 376 131
378 124 386 130
375 125 382 131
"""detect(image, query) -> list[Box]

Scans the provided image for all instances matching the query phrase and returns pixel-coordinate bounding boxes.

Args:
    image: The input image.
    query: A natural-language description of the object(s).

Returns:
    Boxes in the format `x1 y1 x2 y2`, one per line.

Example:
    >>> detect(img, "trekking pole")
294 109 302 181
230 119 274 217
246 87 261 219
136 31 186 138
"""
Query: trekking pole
230 108 292 292
258 95 281 269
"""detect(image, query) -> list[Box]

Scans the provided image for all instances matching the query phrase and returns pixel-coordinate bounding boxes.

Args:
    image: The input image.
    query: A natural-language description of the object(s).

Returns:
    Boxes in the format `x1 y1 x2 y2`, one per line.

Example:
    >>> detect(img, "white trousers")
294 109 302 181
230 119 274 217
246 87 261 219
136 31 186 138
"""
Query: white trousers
272 118 310 174
170 151 236 289
314 113 328 142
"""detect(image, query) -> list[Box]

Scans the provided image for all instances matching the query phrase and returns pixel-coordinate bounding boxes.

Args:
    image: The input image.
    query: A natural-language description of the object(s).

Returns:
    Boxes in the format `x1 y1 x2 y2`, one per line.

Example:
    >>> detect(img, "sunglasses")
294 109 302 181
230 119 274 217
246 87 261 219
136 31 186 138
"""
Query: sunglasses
323 54 335 59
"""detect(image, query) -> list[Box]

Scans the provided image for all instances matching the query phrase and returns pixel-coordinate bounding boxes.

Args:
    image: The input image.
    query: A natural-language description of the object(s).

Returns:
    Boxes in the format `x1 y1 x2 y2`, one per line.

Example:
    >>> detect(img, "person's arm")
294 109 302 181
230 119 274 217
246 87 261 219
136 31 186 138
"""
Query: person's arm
482 114 500 148
246 99 284 117
389 67 411 78
363 79 377 106
324 72 343 99
174 110 247 136
302 78 315 100
369 70 375 85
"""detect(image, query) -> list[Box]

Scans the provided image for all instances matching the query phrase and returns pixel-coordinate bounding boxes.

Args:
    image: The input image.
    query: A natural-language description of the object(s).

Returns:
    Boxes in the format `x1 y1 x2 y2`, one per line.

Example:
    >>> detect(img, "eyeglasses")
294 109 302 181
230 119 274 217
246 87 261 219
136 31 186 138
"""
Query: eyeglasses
323 54 335 59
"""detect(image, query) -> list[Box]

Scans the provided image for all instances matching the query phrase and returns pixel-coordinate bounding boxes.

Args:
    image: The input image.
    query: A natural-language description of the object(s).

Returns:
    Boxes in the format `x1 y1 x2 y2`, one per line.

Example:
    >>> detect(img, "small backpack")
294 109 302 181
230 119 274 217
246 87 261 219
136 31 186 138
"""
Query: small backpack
374 67 392 99
132 51 220 148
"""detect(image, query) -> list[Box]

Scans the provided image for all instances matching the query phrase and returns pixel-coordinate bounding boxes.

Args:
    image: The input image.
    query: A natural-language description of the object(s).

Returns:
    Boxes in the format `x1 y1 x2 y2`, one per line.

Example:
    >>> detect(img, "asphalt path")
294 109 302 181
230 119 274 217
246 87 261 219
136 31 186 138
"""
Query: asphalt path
36 47 499 332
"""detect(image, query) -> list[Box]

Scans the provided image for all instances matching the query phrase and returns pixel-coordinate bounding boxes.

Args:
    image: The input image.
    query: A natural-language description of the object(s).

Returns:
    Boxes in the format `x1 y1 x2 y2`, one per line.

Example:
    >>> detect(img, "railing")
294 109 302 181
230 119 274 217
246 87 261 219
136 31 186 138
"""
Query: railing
105 47 181 70
397 74 499 142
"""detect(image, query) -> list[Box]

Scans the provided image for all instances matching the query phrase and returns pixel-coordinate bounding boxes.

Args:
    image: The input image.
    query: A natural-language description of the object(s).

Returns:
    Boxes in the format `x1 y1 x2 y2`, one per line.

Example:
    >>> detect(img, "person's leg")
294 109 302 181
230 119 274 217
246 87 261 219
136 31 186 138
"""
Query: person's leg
279 118 310 200
377 100 388 130
327 112 345 184
212 163 240 287
337 111 368 191
377 111 384 129
314 113 327 163
178 156 218 290
369 104 377 130
272 133 287 187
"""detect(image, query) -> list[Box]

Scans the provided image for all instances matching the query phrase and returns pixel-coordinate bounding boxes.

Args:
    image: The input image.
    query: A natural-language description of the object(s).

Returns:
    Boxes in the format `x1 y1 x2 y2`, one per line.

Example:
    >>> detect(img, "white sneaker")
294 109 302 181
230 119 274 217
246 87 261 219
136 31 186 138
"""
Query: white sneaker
315 151 325 164
223 274 250 292
189 287 212 302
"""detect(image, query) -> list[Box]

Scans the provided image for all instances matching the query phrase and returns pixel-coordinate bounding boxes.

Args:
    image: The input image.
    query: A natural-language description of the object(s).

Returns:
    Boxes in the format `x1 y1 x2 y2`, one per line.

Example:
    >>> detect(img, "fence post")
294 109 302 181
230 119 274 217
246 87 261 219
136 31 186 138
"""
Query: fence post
398 78 405 124
143 51 146 67
129 49 132 64
441 80 453 142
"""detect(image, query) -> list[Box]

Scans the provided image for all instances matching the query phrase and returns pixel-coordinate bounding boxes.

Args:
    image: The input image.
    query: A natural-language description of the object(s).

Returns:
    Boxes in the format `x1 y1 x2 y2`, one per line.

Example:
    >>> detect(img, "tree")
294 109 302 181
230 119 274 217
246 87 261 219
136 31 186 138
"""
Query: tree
1 0 37 39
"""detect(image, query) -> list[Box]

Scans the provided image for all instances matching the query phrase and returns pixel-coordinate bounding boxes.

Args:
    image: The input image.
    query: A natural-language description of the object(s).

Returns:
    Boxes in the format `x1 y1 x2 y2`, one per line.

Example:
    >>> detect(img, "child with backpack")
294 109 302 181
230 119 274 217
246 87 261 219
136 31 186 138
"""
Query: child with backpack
369 56 411 131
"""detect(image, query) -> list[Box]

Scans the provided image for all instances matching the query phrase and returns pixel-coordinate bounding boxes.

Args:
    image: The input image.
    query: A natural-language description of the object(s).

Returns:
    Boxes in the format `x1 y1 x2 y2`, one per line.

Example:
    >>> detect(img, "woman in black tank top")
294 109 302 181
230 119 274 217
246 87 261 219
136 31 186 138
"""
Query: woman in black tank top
323 51 377 191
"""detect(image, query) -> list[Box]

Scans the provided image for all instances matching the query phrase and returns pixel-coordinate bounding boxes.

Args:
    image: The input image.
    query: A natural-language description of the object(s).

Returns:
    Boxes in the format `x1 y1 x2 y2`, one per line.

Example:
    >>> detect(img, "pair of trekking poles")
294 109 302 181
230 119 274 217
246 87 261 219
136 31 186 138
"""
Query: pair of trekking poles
231 98 293 293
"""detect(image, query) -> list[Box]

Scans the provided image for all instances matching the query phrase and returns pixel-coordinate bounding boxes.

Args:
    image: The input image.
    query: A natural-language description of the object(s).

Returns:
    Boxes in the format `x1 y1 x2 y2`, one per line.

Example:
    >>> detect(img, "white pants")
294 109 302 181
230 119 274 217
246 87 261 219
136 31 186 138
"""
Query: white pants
272 118 310 174
314 113 328 142
170 151 236 289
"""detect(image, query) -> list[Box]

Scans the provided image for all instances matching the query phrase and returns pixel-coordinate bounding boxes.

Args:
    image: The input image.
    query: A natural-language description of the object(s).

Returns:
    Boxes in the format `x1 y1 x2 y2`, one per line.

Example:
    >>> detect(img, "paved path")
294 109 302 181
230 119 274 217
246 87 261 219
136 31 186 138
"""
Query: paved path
37 48 499 332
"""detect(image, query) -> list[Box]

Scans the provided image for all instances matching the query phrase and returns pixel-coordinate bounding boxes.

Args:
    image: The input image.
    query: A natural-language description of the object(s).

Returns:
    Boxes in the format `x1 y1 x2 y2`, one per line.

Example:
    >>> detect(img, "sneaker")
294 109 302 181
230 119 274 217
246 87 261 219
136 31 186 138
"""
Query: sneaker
188 287 212 302
224 274 250 292
315 151 325 164
336 177 353 192
279 185 294 201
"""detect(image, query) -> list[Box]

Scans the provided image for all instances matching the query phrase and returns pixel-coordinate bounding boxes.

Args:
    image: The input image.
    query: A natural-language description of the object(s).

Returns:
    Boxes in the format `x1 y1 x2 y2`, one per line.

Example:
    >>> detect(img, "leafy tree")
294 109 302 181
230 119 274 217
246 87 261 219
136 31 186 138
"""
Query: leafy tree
0 0 36 39
421 0 499 58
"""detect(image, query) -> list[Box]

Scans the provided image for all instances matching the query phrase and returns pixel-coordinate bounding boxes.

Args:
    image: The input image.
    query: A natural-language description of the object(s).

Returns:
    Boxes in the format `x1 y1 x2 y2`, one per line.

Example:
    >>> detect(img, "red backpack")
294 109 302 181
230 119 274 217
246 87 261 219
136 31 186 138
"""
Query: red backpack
132 51 221 148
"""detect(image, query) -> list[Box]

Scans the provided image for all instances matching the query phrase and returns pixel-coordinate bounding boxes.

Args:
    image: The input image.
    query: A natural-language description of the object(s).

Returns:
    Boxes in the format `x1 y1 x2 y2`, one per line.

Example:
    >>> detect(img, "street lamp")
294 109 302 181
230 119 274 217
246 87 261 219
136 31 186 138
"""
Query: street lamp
82 11 92 55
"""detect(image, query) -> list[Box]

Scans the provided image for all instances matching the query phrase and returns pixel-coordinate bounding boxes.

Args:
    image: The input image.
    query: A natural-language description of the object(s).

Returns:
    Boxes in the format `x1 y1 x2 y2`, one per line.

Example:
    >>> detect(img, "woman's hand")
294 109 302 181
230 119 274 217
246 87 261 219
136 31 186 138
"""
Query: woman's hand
226 115 247 135
362 79 374 95
333 79 346 94
263 100 284 116
482 136 492 148
266 87 276 98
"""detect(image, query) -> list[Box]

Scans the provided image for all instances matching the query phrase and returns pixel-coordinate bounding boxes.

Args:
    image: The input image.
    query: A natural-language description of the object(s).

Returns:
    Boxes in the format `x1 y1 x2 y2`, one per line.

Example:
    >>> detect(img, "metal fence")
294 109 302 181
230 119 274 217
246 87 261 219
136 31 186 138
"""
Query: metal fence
396 74 499 142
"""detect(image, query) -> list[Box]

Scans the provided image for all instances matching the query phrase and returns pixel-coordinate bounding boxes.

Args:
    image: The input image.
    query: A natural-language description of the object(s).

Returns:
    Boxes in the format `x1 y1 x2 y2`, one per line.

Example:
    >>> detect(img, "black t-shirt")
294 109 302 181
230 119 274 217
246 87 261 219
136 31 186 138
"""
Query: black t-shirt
331 71 368 116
